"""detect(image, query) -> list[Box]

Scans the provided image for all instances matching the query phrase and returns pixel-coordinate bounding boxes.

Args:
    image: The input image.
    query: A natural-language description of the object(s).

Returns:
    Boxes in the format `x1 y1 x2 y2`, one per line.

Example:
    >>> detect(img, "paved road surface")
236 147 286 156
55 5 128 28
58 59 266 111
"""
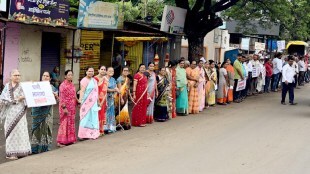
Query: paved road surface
0 85 309 174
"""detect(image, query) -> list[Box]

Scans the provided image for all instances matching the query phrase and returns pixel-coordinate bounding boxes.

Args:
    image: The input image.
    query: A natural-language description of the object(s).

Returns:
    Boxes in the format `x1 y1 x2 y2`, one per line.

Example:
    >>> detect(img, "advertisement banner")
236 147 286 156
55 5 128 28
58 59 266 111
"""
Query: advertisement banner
8 0 69 26
21 81 57 107
160 5 187 34
0 0 6 12
77 1 119 29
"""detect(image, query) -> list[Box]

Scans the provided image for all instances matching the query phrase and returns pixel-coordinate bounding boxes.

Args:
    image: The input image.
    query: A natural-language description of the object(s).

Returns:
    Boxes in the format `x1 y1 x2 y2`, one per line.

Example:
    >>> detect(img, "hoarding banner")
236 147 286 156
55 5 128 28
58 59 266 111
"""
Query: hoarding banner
21 81 57 107
77 1 119 29
160 5 187 34
8 0 69 26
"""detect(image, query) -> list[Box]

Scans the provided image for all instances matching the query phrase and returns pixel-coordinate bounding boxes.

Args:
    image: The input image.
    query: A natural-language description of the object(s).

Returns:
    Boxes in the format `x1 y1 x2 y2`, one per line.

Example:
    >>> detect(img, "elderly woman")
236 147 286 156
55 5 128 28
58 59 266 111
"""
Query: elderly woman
0 70 31 160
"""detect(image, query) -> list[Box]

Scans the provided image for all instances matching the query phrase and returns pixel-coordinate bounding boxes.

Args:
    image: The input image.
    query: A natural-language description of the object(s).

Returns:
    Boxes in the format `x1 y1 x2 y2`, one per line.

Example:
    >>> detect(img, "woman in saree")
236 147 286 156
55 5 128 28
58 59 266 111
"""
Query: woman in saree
78 67 100 140
186 60 199 114
94 65 108 136
115 67 131 130
197 60 206 112
154 67 169 121
0 69 31 160
132 64 148 127
165 61 177 119
146 62 158 124
105 67 119 133
225 59 235 103
31 71 58 154
57 70 78 147
176 60 189 116
217 62 229 105
205 60 217 107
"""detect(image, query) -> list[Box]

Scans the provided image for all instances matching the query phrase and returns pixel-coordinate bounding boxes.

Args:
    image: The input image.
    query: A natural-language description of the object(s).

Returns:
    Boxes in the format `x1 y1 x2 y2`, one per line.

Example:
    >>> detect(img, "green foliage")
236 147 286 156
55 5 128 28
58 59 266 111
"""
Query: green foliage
138 0 165 22
223 0 310 41
117 1 140 21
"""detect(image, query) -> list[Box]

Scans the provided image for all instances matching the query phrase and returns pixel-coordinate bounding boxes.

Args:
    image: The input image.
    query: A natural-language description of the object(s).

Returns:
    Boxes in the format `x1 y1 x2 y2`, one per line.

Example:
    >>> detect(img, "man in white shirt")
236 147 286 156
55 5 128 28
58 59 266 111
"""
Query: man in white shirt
281 56 297 105
271 53 283 92
298 56 306 86
249 54 260 95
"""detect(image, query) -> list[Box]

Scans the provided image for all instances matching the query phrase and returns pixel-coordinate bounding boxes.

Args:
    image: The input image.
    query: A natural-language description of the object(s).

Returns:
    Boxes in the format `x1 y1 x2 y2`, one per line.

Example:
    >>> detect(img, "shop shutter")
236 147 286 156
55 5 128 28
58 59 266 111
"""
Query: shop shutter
41 32 61 75
79 30 103 79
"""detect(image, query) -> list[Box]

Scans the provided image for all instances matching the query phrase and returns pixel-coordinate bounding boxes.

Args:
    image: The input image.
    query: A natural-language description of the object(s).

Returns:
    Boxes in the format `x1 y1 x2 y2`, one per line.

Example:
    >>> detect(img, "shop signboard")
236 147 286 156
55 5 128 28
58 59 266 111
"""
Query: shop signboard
160 5 187 34
8 0 69 26
77 0 119 29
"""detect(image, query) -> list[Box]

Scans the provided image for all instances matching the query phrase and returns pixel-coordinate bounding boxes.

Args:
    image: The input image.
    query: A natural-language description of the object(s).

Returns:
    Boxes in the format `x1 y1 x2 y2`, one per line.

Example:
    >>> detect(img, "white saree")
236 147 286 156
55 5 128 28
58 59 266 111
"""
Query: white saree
0 83 31 157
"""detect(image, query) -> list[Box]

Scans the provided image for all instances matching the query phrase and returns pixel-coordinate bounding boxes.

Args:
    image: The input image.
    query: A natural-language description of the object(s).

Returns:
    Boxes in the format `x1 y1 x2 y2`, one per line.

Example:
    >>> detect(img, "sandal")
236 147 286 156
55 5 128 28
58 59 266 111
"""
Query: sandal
139 124 146 127
57 143 66 148
6 156 18 160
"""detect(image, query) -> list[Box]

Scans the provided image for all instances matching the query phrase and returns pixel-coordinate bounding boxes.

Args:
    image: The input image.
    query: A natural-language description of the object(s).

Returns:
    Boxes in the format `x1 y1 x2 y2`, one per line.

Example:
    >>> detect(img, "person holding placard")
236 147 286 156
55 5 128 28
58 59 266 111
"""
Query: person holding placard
57 70 78 147
0 69 31 160
30 71 58 154
233 54 245 103
78 67 100 140
250 54 260 95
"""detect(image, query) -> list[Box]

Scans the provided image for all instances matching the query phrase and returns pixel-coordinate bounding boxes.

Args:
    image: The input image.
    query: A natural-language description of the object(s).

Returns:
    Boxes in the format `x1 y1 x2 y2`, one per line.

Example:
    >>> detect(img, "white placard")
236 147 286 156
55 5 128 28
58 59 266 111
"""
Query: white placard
277 40 286 52
236 79 246 91
254 42 266 50
21 81 57 107
0 0 6 12
252 67 260 78
241 38 250 50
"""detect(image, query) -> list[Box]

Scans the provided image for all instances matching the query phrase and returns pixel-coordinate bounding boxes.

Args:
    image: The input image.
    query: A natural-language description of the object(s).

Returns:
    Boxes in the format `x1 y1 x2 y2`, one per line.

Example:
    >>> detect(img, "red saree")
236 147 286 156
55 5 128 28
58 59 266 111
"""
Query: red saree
131 73 148 126
94 76 108 135
171 68 177 118
57 80 77 145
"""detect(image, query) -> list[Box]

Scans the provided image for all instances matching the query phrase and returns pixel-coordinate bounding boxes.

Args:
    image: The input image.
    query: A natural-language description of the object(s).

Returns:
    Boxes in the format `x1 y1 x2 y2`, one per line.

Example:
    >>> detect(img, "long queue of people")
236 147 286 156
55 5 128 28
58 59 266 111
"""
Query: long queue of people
0 52 307 160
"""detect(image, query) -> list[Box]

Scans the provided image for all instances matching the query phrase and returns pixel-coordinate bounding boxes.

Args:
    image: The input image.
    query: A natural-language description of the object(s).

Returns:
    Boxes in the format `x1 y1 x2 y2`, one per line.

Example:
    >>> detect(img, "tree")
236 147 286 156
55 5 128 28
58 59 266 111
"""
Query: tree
224 0 310 41
172 0 240 61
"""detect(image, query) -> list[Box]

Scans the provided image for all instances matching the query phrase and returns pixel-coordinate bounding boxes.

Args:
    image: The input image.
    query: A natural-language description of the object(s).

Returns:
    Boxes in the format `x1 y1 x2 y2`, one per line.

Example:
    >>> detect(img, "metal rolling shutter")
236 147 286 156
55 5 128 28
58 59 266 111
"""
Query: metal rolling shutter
41 32 61 75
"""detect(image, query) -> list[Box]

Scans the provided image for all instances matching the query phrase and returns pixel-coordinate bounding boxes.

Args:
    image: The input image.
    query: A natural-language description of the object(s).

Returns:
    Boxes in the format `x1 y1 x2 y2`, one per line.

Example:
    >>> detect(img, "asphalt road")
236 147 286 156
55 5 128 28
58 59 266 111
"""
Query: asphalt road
0 85 309 174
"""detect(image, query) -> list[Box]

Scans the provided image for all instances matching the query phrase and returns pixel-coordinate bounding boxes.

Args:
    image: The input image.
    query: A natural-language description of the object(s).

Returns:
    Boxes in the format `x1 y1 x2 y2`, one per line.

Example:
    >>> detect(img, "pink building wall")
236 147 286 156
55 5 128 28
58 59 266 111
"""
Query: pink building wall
3 23 20 83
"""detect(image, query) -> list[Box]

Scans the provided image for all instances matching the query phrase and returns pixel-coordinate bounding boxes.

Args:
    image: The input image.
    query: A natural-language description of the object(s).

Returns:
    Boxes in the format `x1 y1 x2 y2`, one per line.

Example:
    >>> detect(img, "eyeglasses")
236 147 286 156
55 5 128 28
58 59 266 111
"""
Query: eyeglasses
13 75 21 77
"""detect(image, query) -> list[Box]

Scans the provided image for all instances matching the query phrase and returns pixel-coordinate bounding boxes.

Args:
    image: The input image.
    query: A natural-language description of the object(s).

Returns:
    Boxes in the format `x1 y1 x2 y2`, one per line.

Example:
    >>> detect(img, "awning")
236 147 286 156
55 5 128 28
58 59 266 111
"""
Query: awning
115 37 168 42
286 41 308 49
